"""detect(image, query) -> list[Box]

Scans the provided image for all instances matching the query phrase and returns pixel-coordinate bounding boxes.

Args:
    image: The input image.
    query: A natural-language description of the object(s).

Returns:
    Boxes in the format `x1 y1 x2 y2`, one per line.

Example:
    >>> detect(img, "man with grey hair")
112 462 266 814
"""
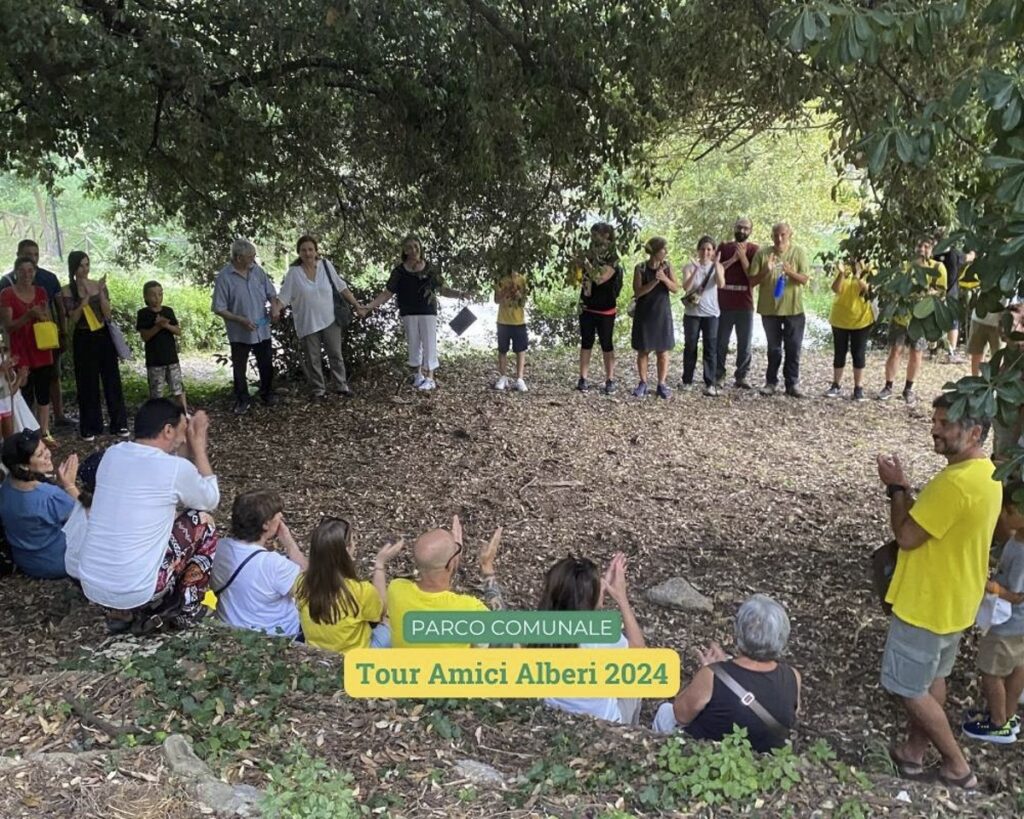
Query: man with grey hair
747 223 810 397
876 393 1000 789
652 594 800 752
212 239 282 415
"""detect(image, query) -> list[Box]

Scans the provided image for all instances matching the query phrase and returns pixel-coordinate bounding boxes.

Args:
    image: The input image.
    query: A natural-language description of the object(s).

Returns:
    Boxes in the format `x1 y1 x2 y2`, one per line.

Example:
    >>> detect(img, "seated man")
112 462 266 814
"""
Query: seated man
387 515 503 647
653 595 801 752
78 398 221 634
210 489 308 639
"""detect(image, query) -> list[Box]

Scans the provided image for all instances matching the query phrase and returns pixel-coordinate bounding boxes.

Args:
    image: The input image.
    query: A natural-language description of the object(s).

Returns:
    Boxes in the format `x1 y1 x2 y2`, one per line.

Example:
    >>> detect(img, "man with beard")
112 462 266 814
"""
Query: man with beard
876 394 1000 789
715 218 759 389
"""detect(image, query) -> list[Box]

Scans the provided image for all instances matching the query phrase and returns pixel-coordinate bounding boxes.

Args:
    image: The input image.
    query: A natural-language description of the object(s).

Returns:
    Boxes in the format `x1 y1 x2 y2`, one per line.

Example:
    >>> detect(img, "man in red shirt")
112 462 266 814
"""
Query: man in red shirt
715 218 759 389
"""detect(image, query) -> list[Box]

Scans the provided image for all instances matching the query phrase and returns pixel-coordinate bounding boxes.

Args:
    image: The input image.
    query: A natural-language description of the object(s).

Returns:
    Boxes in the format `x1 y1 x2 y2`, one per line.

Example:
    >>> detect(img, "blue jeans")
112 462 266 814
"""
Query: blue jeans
683 315 719 386
716 310 753 383
761 314 805 388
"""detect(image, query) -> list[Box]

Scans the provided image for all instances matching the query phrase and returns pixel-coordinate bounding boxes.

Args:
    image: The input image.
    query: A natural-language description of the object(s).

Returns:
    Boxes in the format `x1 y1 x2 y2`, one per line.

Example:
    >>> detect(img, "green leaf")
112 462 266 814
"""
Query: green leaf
895 131 914 163
950 78 972 109
912 297 936 319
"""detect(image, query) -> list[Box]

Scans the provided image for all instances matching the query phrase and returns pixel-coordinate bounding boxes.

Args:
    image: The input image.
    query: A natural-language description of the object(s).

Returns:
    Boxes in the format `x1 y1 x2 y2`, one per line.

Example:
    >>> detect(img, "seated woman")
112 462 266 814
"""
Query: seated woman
540 552 645 724
209 489 308 638
63 450 104 580
0 430 79 579
653 594 801 752
295 517 403 653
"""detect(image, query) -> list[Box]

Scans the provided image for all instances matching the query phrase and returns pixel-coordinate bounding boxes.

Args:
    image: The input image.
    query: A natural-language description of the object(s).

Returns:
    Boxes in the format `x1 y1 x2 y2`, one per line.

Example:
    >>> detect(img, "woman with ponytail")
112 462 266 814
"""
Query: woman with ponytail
294 517 404 653
59 252 128 441
0 430 80 578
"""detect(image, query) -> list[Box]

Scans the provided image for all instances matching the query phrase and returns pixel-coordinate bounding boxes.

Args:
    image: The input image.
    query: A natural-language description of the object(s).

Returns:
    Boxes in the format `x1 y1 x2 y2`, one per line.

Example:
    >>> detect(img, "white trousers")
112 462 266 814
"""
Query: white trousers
403 315 439 372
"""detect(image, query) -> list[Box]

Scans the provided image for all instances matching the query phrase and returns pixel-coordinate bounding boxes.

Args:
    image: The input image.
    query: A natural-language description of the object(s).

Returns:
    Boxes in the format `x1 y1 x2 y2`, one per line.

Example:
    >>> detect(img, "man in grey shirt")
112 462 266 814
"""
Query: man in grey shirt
212 239 281 415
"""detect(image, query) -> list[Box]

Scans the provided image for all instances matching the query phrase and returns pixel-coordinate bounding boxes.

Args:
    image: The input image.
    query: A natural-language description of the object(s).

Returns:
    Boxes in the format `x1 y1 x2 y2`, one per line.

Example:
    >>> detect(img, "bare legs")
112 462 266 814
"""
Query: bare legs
895 678 973 782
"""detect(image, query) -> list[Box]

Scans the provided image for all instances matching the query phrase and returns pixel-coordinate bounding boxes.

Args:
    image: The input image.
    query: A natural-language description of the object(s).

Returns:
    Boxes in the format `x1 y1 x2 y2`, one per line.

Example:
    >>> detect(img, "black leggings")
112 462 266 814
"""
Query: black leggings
26 365 53 406
580 311 616 352
832 326 871 370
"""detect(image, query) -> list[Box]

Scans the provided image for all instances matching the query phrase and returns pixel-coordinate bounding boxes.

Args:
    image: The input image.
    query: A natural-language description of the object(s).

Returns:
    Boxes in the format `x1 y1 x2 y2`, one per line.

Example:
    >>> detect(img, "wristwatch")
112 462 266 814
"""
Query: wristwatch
886 484 908 499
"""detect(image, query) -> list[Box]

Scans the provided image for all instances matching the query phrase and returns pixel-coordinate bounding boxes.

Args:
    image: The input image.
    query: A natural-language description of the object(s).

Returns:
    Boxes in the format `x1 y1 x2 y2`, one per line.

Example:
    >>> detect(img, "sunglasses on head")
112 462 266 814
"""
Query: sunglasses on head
445 539 463 571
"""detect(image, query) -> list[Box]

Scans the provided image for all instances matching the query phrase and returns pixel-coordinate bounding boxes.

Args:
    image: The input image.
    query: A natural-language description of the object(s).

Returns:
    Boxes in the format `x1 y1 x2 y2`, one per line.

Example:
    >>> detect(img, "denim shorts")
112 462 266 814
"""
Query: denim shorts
880 616 962 698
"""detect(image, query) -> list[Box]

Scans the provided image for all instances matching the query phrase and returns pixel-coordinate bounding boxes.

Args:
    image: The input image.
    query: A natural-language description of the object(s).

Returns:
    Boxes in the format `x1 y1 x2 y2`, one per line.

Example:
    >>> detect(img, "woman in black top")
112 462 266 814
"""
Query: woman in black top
365 235 468 392
653 594 801 752
630 237 679 399
59 252 128 442
575 222 624 394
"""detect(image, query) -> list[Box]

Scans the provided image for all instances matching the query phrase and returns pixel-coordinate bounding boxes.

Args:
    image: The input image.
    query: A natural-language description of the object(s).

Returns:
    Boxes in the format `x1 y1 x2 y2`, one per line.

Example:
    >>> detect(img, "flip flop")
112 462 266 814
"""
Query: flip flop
939 769 977 790
888 747 934 781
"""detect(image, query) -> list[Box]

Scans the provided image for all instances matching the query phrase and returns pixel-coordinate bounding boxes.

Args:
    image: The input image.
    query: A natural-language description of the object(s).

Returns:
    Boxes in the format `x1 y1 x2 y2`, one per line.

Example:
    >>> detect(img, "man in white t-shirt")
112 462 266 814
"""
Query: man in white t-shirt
79 398 221 634
211 489 308 638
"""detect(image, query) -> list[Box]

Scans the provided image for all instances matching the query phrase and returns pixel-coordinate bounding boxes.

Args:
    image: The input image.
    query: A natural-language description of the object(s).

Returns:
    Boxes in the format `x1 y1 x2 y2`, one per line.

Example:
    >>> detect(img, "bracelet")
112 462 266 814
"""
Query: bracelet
886 484 908 499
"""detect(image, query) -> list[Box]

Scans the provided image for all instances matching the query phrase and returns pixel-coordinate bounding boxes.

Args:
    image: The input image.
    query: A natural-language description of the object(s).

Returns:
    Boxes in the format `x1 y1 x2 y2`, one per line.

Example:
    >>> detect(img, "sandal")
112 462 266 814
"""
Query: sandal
939 769 977 790
888 747 934 782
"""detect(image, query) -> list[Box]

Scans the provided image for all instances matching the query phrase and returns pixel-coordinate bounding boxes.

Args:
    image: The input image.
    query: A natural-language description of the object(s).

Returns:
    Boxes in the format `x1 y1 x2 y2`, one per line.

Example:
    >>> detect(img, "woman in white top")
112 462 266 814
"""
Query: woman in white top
275 235 364 399
681 236 726 396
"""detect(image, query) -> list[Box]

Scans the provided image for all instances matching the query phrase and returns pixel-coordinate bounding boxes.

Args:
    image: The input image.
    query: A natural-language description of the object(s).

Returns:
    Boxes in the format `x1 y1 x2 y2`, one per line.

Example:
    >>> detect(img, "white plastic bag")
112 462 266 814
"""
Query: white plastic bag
12 390 38 432
976 592 1012 635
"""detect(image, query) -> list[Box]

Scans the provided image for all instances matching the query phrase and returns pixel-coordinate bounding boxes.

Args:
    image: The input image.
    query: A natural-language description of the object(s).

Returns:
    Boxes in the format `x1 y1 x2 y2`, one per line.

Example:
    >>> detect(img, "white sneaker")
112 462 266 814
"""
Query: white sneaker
514 378 528 392
411 373 426 388
417 378 436 391
494 376 508 391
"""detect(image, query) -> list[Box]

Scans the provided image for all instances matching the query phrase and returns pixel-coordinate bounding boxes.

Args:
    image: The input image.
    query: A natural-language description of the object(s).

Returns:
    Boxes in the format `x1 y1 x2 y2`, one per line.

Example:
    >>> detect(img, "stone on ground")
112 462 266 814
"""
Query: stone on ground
646 577 713 612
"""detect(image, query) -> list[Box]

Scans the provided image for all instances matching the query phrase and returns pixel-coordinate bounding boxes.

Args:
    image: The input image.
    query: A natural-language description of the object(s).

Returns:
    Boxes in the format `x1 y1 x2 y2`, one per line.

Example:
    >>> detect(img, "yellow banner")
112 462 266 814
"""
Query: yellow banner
344 648 680 699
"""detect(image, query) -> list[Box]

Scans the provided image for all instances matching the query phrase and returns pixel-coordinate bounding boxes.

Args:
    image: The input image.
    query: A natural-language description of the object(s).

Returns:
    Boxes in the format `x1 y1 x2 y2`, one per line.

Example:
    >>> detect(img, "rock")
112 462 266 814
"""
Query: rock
454 758 507 787
646 578 713 612
196 780 263 817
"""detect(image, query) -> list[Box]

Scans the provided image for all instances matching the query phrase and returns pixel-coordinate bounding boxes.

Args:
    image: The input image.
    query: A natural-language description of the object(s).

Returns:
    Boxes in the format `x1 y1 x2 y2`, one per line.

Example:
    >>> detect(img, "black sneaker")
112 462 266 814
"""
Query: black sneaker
853 387 866 402
877 386 893 401
785 385 805 398
901 388 916 403
576 377 590 392
233 399 251 416
603 379 616 395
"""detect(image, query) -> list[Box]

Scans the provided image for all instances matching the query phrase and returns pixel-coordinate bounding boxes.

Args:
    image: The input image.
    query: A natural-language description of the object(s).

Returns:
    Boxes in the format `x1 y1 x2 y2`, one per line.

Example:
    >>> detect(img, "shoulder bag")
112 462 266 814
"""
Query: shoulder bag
212 550 265 596
322 258 353 332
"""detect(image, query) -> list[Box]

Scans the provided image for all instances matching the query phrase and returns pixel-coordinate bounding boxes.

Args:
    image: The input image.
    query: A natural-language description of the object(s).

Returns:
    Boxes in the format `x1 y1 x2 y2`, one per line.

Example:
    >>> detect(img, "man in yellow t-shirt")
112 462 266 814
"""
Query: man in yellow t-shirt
493 272 528 392
747 222 811 398
876 393 1000 790
879 237 946 403
387 516 504 648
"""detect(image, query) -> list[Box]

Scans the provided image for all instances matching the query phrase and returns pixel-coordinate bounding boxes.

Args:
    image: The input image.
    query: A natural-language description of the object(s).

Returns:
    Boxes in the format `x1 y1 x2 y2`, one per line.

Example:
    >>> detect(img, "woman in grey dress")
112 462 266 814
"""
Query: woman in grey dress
631 237 680 399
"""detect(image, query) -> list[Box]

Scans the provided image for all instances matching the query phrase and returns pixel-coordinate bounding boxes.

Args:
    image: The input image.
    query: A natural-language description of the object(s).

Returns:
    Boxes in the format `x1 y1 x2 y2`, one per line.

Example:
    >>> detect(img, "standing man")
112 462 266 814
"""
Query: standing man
747 223 810 397
933 232 965 363
212 239 281 415
876 394 1000 789
2 239 69 426
715 218 759 389
879 238 946 403
575 223 624 395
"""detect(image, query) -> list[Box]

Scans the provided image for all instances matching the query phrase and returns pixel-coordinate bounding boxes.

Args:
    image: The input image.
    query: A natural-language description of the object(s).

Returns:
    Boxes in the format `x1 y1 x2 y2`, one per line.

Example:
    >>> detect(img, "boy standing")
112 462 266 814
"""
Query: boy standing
137 281 187 412
962 484 1024 743
494 271 528 392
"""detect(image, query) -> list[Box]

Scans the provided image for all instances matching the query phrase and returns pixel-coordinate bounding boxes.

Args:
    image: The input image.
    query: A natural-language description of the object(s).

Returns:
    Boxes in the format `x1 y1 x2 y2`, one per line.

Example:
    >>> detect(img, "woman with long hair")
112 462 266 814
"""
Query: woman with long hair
365 235 469 391
59 251 128 441
1 257 57 441
276 235 364 399
0 430 79 578
681 236 726 396
539 552 645 723
295 517 404 653
630 236 679 399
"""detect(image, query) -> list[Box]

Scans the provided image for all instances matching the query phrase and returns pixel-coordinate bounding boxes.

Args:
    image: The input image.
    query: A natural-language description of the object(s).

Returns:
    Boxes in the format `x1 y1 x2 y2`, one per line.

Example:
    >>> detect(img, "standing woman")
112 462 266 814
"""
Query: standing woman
60 251 129 441
365 235 469 391
825 259 873 401
1 257 56 441
681 236 726 396
631 237 679 399
276 236 363 399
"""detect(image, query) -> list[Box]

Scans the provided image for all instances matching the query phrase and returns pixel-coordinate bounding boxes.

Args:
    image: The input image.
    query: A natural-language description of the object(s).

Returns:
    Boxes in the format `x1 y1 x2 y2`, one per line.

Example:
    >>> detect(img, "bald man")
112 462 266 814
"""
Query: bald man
387 516 504 648
747 223 811 397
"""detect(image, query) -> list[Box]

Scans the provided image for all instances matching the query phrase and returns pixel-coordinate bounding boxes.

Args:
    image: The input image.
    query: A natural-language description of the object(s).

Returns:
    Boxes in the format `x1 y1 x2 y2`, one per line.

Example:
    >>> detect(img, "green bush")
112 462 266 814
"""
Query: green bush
262 746 362 819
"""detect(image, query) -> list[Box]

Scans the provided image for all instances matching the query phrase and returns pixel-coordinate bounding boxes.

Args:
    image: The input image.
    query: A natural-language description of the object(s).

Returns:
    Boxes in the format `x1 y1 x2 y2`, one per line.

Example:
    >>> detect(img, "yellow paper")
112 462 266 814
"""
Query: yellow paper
82 304 103 332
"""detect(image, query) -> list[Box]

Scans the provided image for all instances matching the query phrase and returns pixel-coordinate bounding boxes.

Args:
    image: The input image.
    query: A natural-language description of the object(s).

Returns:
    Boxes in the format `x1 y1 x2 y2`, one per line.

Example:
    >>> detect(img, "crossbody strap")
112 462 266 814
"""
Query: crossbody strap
711 663 787 737
212 550 264 597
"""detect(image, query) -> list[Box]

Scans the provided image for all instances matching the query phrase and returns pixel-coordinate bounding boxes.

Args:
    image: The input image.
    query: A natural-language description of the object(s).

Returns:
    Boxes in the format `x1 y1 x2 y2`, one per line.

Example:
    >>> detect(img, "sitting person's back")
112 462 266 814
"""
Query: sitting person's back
653 594 800 752
63 449 104 580
211 489 306 638
296 517 402 653
387 517 504 648
0 430 80 579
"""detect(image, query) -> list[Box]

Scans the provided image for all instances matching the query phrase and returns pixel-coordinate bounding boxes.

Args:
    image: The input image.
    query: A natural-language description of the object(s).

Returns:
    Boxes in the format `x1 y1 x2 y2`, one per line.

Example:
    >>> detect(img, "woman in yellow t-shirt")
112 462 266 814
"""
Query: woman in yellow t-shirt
825 260 874 401
294 518 404 654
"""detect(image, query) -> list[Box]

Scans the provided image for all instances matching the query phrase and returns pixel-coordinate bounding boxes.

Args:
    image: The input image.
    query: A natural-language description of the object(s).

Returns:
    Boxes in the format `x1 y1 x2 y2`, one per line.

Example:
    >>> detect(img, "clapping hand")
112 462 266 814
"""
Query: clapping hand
600 552 630 609
479 526 502 576
877 453 908 488
57 453 79 491
697 642 729 667
375 538 405 565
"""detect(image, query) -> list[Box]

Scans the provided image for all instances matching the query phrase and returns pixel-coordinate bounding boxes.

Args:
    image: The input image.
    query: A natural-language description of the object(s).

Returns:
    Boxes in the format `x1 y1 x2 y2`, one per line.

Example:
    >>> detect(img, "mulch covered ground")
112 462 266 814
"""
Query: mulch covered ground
0 348 1020 817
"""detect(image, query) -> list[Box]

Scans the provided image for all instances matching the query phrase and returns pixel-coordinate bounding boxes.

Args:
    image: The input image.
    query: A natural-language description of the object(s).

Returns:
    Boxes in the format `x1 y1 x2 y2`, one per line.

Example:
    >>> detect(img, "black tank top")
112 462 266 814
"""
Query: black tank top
685 660 798 752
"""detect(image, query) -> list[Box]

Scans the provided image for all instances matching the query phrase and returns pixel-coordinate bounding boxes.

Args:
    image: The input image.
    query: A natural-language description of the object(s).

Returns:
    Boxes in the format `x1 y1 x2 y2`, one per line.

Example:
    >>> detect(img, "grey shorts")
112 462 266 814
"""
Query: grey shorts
147 363 184 397
881 616 963 698
887 324 928 352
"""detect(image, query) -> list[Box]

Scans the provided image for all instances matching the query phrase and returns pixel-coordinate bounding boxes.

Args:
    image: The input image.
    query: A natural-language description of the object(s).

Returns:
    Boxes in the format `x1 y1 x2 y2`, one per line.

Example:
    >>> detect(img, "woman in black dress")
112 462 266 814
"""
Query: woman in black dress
630 237 679 399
